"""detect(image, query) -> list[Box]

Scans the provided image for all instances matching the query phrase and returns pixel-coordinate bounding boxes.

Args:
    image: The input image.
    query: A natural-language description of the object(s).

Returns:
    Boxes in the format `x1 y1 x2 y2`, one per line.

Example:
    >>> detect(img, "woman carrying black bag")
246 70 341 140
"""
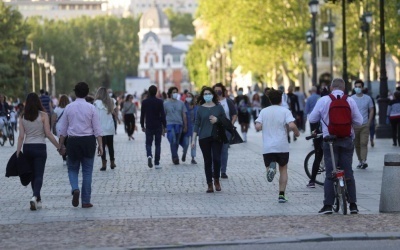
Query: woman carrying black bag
192 87 226 193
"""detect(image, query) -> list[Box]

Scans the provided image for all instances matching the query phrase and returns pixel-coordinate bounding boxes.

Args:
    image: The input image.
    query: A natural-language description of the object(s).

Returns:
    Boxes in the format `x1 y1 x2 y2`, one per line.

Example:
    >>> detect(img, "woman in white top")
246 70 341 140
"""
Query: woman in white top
94 87 116 171
16 93 61 211
51 95 70 165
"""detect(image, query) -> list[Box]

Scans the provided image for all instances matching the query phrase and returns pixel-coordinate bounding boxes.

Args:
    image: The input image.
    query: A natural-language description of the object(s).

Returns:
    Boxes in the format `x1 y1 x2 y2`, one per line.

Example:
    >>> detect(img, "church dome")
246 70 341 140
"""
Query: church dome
140 4 170 29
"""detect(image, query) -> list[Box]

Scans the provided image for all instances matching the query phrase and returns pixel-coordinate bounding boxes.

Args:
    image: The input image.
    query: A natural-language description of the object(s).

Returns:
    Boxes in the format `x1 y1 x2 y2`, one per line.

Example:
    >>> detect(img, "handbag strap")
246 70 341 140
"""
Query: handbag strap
56 111 64 123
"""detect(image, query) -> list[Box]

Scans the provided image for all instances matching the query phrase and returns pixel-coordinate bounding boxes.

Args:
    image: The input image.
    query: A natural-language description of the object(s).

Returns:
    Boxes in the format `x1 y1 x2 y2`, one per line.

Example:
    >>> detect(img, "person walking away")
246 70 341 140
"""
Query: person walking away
121 94 137 140
255 89 300 203
164 87 187 165
304 86 321 132
362 88 376 147
94 87 117 171
251 93 262 124
309 78 363 214
192 87 226 193
16 93 61 210
52 95 70 166
213 83 237 178
39 89 53 127
261 87 272 109
387 91 400 146
234 87 251 142
58 82 103 208
179 92 198 164
0 94 11 140
278 85 290 109
287 86 300 142
294 86 306 132
141 85 167 169
351 80 374 169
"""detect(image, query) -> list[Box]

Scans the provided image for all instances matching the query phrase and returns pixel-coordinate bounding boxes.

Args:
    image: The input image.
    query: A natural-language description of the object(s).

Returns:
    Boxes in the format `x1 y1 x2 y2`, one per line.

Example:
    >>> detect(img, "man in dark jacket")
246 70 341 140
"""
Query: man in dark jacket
0 94 11 140
141 85 167 169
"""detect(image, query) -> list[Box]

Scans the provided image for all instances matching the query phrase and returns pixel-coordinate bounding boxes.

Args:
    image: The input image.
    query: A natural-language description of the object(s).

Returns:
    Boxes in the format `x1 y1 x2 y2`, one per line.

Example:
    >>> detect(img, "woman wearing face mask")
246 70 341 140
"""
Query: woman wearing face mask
212 83 237 179
179 92 198 164
192 87 226 193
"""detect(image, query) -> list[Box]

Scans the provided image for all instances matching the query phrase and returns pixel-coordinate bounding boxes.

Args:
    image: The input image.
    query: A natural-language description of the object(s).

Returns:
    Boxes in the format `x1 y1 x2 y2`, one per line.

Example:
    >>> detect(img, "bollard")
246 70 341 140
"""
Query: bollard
379 154 400 213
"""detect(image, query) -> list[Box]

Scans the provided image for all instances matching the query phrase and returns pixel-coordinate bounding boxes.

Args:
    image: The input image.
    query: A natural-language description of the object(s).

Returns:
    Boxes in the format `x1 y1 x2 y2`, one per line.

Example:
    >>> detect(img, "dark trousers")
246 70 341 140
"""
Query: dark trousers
390 119 400 145
23 144 47 201
310 137 323 182
62 136 68 161
124 114 135 137
145 127 162 165
296 111 305 130
101 135 115 161
199 136 223 184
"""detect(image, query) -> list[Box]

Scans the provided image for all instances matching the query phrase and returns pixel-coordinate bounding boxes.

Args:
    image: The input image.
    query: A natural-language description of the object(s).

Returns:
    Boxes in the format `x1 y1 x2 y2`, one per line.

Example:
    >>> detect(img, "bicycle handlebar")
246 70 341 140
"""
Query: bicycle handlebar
305 133 323 140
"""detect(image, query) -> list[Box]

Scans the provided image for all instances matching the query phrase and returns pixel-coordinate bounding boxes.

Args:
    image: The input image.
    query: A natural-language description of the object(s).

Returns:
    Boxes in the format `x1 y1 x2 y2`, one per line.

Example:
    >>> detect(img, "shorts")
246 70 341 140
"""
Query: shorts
263 152 289 167
238 112 250 124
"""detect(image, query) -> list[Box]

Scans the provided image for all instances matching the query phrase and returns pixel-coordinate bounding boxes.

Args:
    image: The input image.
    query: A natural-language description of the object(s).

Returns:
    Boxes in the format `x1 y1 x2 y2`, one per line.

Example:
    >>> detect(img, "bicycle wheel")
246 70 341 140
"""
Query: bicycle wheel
333 182 340 212
304 150 325 185
338 185 347 215
7 125 14 146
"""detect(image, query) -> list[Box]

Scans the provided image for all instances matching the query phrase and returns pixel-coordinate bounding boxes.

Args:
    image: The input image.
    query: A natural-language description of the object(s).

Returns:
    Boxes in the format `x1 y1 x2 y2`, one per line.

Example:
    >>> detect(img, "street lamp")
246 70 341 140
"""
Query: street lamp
36 48 44 90
376 0 390 138
309 0 319 86
227 38 234 90
361 11 372 92
50 55 56 97
29 43 36 93
44 53 50 91
21 43 29 97
323 20 336 80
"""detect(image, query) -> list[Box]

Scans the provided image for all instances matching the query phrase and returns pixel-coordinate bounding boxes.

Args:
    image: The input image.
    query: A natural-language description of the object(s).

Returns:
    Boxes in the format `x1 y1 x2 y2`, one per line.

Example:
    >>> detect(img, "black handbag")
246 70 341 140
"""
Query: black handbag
212 121 228 143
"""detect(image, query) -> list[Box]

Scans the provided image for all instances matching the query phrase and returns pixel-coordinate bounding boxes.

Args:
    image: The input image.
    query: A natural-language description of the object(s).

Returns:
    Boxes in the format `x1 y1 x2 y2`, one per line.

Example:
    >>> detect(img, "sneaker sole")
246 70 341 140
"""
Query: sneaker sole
350 210 359 214
319 211 333 214
307 185 316 188
30 201 37 211
278 199 287 203
267 162 276 182
72 190 80 207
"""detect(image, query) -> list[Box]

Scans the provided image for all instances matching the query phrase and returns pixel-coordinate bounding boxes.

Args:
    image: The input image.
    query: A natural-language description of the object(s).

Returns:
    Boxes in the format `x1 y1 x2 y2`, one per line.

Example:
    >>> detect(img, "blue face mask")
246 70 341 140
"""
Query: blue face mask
203 95 213 103
354 87 362 94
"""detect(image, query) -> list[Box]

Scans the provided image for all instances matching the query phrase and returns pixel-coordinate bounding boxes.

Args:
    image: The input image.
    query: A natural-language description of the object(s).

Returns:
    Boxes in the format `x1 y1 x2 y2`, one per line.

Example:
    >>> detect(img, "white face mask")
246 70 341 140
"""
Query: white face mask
172 93 178 99
354 87 362 94
186 97 192 103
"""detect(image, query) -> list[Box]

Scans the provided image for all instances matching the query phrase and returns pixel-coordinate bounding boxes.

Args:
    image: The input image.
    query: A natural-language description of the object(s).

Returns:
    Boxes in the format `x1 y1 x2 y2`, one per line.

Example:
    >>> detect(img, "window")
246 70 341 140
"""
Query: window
172 55 180 63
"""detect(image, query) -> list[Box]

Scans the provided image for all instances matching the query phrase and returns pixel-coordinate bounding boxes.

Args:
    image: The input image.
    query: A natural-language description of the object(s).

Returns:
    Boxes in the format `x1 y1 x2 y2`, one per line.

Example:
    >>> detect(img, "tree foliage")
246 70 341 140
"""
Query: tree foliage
164 9 195 37
185 39 213 89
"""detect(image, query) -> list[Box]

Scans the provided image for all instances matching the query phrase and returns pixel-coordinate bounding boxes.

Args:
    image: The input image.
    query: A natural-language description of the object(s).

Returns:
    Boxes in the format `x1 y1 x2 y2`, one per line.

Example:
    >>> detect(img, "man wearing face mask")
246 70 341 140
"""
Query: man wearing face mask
164 87 187 165
351 79 374 169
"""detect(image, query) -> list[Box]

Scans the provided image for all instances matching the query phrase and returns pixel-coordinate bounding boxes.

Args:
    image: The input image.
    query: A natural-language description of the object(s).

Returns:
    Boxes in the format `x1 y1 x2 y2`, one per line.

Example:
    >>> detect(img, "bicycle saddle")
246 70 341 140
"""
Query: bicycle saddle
323 135 337 142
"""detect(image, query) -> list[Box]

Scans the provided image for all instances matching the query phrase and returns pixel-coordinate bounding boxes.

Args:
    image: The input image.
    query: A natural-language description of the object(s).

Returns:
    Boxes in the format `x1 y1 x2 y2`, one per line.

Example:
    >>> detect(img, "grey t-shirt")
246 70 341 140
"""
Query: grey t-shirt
194 105 226 139
351 94 373 125
164 99 187 125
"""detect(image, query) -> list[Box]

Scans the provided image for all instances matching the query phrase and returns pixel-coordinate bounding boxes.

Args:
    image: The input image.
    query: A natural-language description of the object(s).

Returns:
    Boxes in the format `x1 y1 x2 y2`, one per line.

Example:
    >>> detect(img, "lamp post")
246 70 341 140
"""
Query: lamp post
21 43 29 97
361 11 373 92
227 38 234 90
323 20 336 80
376 0 390 138
50 55 56 97
44 53 50 91
36 48 44 90
309 0 319 86
29 43 36 92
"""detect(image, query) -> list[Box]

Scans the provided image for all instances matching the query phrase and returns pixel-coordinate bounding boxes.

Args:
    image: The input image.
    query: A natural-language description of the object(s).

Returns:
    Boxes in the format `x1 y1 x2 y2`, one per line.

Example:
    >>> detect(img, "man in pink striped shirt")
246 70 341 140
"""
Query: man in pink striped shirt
59 82 103 208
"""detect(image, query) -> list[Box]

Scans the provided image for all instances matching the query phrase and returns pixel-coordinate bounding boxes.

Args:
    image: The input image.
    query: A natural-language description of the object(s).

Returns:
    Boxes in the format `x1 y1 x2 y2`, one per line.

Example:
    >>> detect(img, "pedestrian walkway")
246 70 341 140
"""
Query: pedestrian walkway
0 124 398 248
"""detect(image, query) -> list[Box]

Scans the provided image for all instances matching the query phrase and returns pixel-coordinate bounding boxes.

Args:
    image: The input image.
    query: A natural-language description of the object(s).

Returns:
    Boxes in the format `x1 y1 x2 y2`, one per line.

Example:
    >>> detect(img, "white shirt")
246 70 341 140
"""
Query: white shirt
219 98 230 120
255 105 295 154
309 90 363 138
54 106 65 136
280 93 289 109
94 99 116 136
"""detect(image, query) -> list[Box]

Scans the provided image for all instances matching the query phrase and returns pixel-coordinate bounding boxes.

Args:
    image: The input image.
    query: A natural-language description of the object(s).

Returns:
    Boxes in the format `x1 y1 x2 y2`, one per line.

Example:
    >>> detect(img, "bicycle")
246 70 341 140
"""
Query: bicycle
324 135 349 215
0 116 15 146
304 133 325 185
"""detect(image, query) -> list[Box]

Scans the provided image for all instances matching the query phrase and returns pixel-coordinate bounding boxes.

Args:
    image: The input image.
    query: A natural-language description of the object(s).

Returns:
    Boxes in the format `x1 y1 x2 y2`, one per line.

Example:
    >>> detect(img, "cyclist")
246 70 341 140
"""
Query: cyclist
309 78 363 215
0 94 11 140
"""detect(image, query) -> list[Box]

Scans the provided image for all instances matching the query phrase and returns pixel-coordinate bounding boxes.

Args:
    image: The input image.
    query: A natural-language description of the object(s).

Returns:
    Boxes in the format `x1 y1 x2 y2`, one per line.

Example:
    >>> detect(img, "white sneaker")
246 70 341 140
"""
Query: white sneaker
155 164 162 169
30 196 37 211
37 201 42 209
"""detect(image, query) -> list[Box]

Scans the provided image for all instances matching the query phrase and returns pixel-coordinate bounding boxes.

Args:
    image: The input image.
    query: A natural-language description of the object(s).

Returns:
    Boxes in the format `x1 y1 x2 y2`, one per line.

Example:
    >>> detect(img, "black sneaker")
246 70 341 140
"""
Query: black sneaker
356 162 363 169
191 158 197 164
350 203 359 214
181 153 186 162
306 182 315 188
173 158 179 165
318 205 333 214
361 163 368 169
221 173 228 179
147 156 153 168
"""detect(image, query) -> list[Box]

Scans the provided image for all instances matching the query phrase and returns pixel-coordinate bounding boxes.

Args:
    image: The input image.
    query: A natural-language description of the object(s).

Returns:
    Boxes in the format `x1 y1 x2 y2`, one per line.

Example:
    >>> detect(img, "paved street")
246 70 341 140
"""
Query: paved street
0 122 399 249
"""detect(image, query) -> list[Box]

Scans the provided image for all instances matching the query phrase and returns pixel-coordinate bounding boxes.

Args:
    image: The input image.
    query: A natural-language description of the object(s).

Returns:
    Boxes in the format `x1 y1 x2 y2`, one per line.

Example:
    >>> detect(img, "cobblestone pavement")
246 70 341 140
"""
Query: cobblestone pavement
0 123 399 249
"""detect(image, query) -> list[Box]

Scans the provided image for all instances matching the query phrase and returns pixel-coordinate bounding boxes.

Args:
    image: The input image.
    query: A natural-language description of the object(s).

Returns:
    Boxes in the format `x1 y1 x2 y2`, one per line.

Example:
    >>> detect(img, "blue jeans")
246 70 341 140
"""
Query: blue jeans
68 157 94 204
166 124 182 160
145 127 162 165
183 135 197 158
323 137 356 205
221 131 232 174
23 144 47 201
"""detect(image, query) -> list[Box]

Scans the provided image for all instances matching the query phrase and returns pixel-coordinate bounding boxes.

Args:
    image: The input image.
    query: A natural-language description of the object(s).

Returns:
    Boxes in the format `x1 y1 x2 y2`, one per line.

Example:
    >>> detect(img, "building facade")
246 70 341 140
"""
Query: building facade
130 0 197 17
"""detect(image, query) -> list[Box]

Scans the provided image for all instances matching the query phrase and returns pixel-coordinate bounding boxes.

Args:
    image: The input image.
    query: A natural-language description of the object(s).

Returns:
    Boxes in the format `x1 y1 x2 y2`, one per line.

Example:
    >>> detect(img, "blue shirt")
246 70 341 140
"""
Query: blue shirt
305 93 321 115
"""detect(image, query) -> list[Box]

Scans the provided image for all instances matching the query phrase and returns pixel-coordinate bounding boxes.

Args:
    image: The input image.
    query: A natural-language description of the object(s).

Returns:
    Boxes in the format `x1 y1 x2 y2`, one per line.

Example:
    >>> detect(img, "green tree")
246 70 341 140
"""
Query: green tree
164 9 195 36
185 39 213 89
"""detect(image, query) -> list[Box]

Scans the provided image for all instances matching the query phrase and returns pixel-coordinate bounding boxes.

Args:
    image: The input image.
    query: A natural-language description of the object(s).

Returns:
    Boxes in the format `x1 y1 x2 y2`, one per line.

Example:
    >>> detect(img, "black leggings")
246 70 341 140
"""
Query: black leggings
124 114 135 137
311 137 324 182
390 119 400 145
199 136 223 184
101 135 115 161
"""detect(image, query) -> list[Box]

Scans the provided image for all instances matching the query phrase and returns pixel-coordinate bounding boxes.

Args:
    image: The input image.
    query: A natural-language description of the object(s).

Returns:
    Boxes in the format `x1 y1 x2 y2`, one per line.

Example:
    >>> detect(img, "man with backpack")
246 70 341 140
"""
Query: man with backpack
309 78 363 215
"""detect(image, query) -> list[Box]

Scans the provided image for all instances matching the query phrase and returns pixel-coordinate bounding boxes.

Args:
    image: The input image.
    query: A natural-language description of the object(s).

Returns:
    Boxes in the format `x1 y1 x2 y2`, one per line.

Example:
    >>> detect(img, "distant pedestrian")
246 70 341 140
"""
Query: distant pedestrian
261 87 272 109
304 86 320 131
52 94 70 166
0 93 11 140
141 85 167 169
192 87 226 193
16 93 61 210
164 87 187 165
351 80 374 169
179 92 198 164
294 86 306 132
309 78 363 214
255 89 300 203
251 93 262 124
234 87 251 142
278 85 290 109
363 88 376 147
121 94 137 140
94 87 117 171
287 86 300 142
39 89 53 127
58 82 103 208
213 83 237 178
387 91 400 146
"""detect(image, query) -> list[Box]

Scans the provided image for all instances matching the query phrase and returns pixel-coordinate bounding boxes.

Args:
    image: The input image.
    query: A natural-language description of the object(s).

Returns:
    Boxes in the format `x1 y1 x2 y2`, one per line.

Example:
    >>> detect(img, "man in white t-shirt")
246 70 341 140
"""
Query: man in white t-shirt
255 89 300 203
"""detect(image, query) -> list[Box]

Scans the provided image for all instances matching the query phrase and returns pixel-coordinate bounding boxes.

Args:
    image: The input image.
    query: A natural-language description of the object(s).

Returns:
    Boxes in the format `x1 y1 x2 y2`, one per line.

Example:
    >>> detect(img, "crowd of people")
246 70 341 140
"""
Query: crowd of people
2 79 400 213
